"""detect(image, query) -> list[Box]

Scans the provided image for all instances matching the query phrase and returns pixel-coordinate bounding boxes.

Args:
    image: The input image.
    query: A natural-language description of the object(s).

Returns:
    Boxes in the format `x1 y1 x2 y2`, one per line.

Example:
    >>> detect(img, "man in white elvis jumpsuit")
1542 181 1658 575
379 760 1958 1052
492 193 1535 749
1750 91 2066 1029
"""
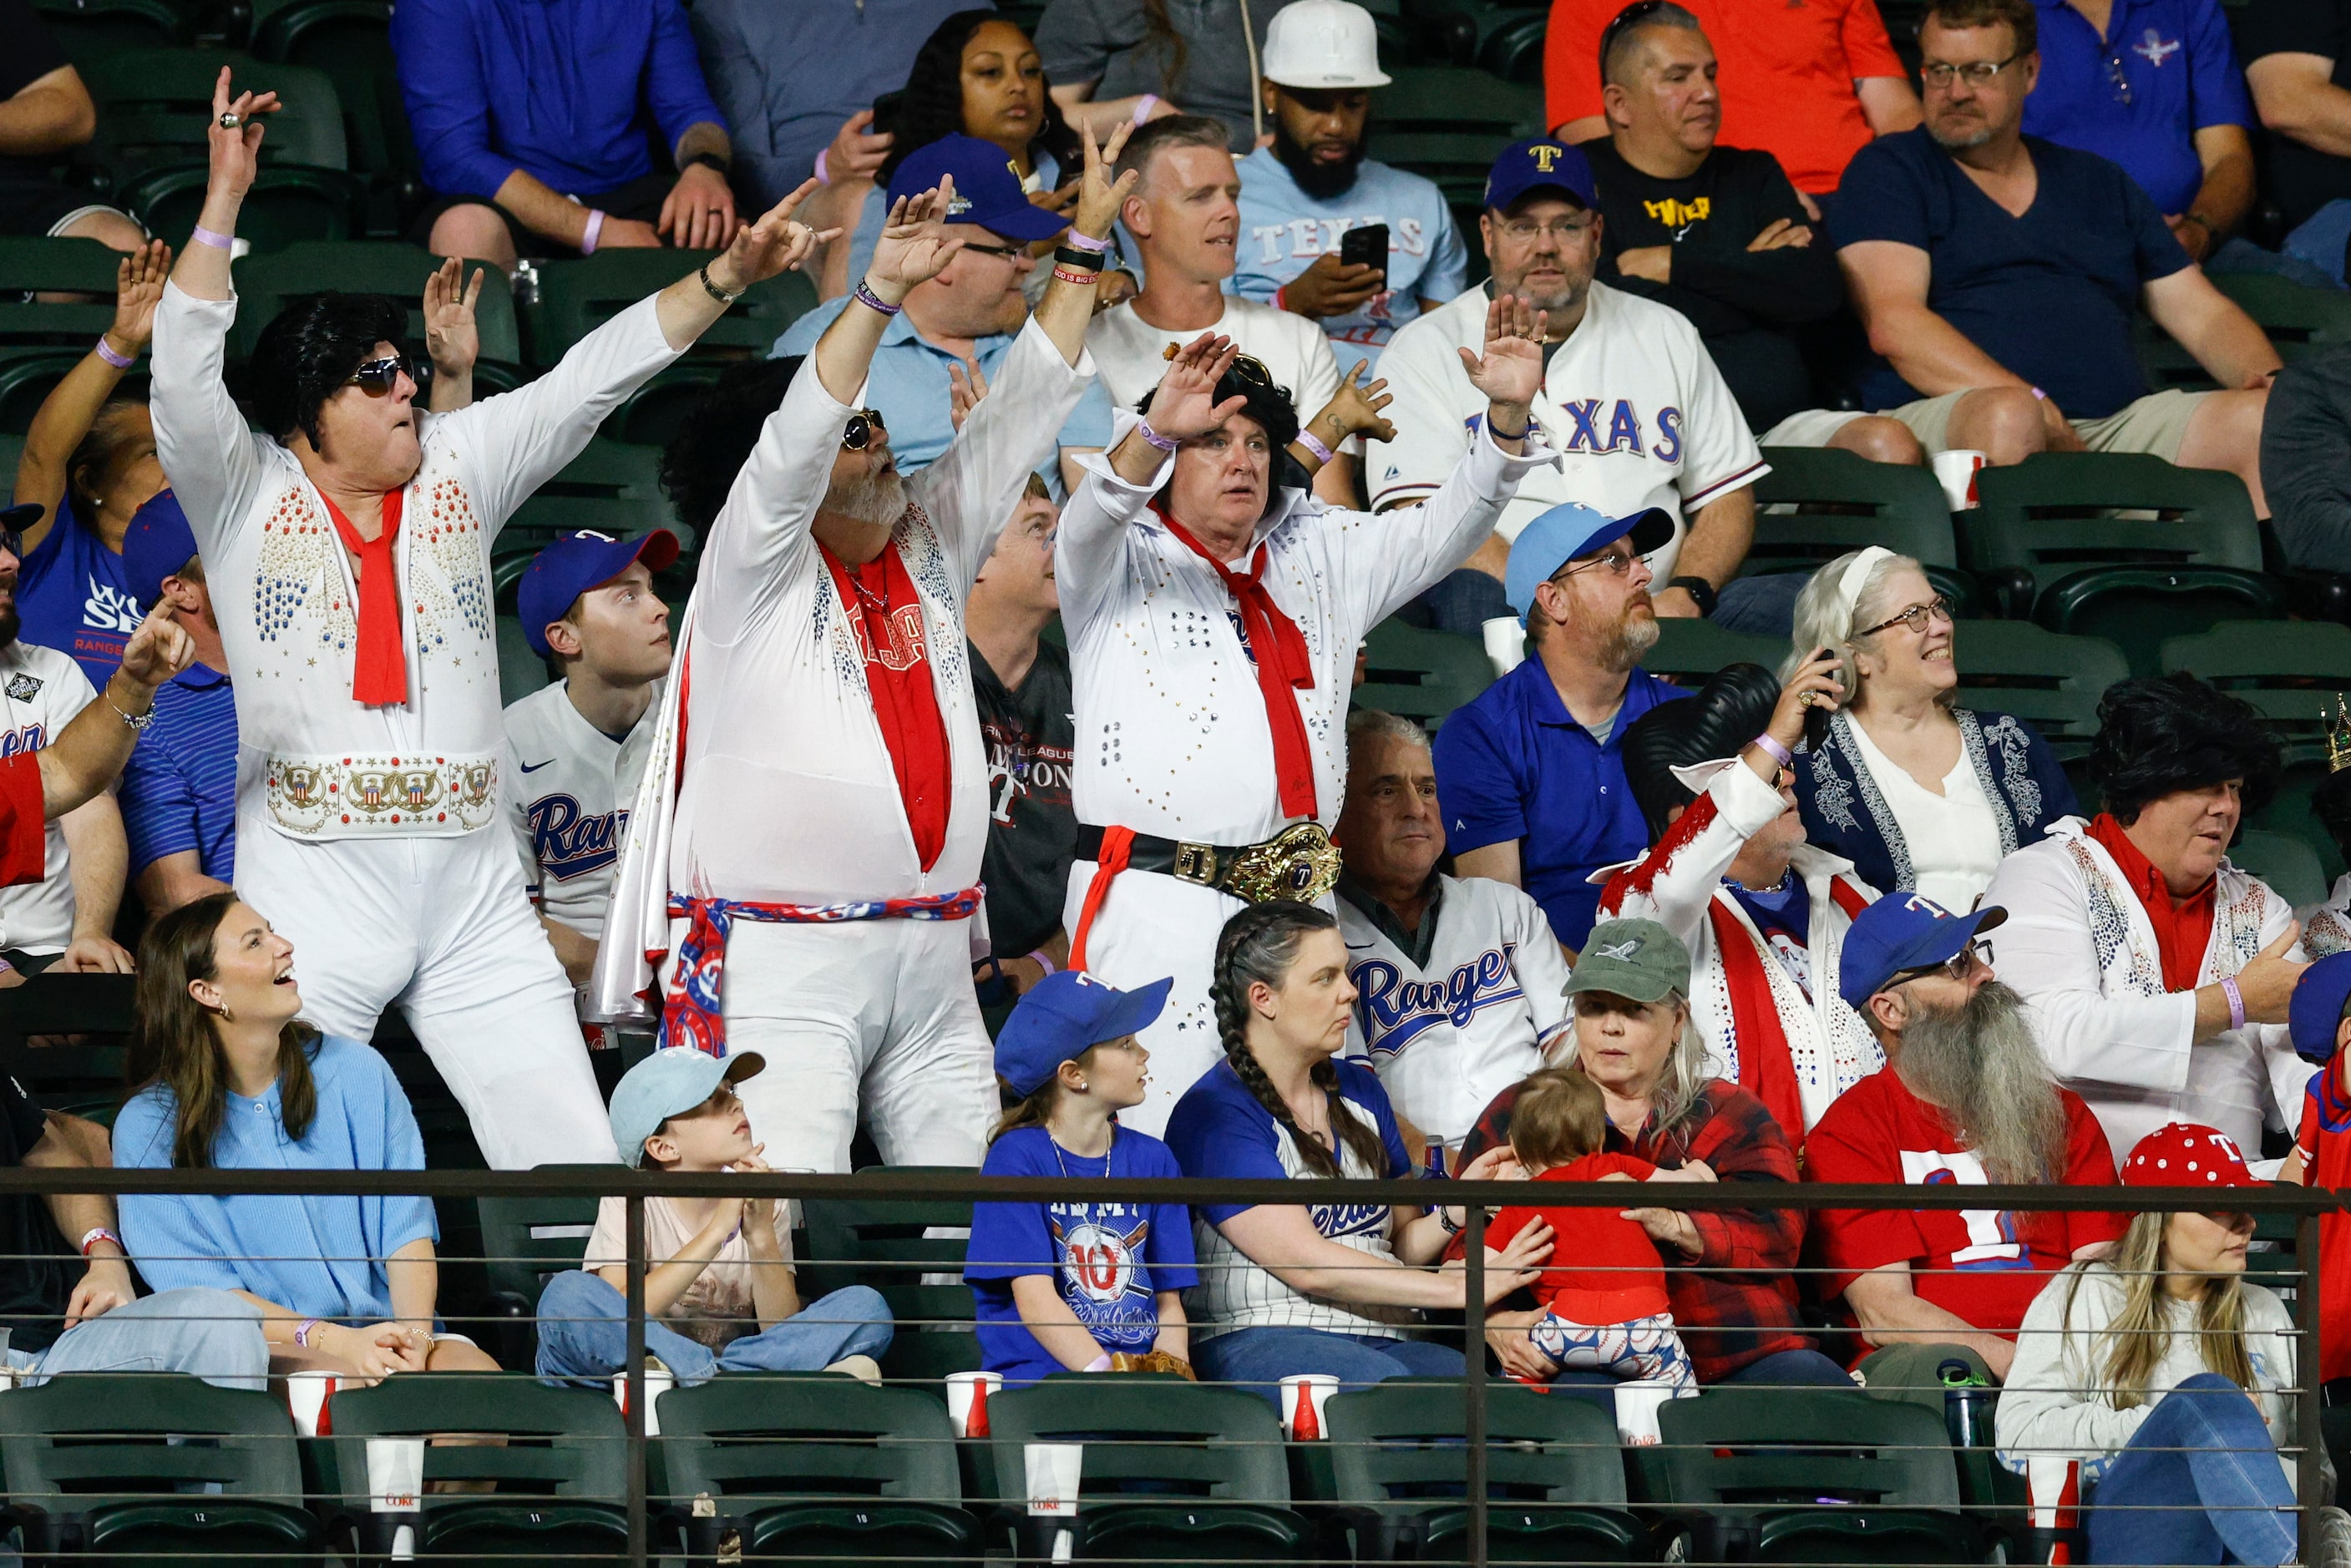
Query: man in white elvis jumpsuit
593 132 1129 1173
1056 301 1558 1136
150 68 828 1168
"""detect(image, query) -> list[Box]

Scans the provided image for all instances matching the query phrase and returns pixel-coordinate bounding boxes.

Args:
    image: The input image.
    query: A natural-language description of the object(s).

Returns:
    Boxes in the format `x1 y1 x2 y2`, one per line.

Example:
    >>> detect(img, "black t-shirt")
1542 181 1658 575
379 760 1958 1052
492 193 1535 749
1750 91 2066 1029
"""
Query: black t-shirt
0 0 69 179
2237 0 2351 232
1583 139 1845 432
970 636 1076 959
0 1070 74 1352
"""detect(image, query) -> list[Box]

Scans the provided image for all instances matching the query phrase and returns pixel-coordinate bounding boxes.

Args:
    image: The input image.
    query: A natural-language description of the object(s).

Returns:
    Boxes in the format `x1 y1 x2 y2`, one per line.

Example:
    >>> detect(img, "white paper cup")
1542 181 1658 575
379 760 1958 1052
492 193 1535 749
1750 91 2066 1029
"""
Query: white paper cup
945 1369 1002 1438
1933 448 1989 511
366 1436 426 1513
1279 1373 1339 1439
1482 615 1527 678
1613 1378 1683 1446
611 1365 676 1437
1024 1441 1084 1518
285 1369 338 1436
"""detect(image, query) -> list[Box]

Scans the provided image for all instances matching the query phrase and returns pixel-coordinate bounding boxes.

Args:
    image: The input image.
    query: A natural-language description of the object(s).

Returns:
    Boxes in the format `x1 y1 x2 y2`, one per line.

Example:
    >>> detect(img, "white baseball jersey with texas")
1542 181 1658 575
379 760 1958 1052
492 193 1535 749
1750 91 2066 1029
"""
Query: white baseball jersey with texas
1087 294 1345 426
150 280 683 1169
1056 413 1556 1135
0 641 93 953
1339 873 1573 1149
503 678 661 942
1368 281 1768 578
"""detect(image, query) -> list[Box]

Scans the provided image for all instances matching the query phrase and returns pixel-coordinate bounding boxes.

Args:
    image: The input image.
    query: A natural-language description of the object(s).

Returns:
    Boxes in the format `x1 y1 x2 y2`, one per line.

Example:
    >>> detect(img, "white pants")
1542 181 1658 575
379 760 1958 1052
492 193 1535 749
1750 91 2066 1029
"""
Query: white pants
667 914 997 1174
236 818 616 1169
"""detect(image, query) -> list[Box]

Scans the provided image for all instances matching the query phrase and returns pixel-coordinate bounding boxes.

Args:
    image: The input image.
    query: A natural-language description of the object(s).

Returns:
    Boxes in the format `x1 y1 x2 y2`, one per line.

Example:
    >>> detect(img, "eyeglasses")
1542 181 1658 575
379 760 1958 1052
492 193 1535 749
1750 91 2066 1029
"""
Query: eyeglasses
344 353 413 397
1549 545 1640 583
1919 51 2027 89
842 408 888 451
1893 938 1990 987
1498 215 1597 244
957 239 1025 260
1856 596 1955 637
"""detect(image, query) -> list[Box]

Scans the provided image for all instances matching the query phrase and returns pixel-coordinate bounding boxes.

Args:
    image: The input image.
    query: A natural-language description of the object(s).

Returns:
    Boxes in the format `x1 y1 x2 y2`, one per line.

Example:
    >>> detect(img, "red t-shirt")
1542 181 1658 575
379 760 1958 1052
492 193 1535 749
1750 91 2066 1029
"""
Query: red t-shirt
1541 0 1904 195
1806 1070 2125 1351
2295 1055 2351 1382
0 753 40 887
1489 1153 1671 1324
2085 813 2215 994
820 544 950 873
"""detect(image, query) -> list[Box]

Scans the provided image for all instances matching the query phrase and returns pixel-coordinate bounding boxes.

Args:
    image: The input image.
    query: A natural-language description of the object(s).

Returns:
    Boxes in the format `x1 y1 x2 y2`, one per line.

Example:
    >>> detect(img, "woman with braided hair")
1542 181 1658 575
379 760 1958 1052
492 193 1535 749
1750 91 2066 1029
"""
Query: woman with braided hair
1165 901 1552 1401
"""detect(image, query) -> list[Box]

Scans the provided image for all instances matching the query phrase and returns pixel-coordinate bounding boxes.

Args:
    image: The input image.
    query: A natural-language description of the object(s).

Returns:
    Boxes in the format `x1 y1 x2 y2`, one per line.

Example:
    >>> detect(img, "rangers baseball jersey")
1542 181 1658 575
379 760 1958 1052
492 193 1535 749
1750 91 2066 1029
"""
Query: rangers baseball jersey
1229 148 1470 376
1368 279 1768 579
1339 873 1573 1148
503 677 661 941
0 640 91 953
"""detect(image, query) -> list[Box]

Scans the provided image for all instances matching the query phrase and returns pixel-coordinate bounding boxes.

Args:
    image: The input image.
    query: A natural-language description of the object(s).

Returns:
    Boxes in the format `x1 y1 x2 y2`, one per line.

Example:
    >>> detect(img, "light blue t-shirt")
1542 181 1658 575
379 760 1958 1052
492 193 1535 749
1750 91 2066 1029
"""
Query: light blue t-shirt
1229 147 1469 376
114 1034 441 1325
772 294 1114 480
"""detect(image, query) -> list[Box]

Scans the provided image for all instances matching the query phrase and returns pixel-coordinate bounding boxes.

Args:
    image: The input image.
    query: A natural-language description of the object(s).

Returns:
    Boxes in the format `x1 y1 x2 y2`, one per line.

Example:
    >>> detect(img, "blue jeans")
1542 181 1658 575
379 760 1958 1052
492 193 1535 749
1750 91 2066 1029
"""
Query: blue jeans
2085 1373 2297 1567
2207 233 2344 291
5 1287 268 1389
1542 1343 1852 1412
533 1270 893 1385
1193 1326 1464 1406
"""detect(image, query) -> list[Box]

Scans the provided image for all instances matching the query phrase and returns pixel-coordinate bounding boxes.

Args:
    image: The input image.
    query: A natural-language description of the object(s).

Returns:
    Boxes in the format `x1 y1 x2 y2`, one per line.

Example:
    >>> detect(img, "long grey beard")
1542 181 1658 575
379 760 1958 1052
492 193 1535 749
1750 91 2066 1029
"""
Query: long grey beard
1896 980 2067 1186
826 468 907 529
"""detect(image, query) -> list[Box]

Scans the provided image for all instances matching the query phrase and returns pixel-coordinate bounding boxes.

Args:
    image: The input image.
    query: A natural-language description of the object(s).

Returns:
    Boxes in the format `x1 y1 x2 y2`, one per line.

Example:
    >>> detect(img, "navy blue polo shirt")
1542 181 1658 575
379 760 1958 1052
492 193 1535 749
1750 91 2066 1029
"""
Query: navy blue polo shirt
1832 128 2191 419
1431 659 1689 951
2021 0 2251 218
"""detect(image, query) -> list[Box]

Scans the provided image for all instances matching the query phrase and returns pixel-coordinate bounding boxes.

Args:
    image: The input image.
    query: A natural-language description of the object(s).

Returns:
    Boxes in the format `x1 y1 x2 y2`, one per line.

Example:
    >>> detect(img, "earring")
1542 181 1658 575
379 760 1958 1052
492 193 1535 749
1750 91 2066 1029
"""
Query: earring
217 1004 234 1024
1074 1080 1089 1092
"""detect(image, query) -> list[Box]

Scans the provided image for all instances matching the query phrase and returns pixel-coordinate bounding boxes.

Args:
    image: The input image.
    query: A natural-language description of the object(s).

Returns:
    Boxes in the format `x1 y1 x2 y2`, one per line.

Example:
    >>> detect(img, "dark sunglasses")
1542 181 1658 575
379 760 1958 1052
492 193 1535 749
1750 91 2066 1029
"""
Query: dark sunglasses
1599 0 1677 77
1226 352 1276 390
345 353 415 397
842 407 888 451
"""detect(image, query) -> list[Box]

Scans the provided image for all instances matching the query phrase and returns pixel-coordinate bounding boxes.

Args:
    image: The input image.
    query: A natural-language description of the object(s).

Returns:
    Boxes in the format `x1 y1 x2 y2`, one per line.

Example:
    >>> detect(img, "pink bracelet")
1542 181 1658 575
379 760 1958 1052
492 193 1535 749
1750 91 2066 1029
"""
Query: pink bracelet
93 336 133 370
293 1318 322 1348
580 210 606 255
1295 428 1334 464
813 146 832 187
190 224 233 250
1084 1353 1114 1372
1132 94 1161 126
1751 732 1794 769
2222 975 2246 1032
1063 230 1110 255
1136 417 1178 453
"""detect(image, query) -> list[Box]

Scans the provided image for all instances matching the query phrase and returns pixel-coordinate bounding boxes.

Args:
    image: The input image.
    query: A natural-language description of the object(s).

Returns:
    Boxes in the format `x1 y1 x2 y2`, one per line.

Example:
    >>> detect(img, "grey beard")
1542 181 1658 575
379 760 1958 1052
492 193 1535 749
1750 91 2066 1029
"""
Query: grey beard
1928 120 1995 151
1895 980 2067 1186
1595 607 1660 673
825 468 907 529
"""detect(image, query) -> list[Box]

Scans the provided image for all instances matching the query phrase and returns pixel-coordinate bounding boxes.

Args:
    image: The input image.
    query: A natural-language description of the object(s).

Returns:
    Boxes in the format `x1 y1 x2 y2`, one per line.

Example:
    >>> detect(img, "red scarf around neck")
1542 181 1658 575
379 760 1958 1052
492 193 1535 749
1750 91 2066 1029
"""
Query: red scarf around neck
2086 812 2216 993
320 486 407 706
1157 506 1318 820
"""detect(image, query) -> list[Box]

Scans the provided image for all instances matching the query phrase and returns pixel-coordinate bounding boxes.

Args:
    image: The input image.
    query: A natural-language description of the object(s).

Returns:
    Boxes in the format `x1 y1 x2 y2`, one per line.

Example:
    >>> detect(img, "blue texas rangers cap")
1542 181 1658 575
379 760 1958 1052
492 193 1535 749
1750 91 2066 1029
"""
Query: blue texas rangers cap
1503 501 1675 622
517 529 680 659
120 488 200 609
609 1046 768 1168
1838 894 2009 1010
888 133 1069 244
1485 137 1598 214
2290 951 2351 1063
996 970 1173 1097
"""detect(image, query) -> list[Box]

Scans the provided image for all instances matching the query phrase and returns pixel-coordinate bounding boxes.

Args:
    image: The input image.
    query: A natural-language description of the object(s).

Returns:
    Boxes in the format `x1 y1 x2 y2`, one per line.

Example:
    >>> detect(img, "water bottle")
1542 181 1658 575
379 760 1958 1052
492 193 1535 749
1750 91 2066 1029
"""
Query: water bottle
511 258 540 310
1939 1357 1994 1447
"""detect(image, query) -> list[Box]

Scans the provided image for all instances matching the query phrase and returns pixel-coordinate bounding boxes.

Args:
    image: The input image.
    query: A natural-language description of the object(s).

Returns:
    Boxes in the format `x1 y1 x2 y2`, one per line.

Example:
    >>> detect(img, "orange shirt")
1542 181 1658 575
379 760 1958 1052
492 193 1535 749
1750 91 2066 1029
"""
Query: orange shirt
1543 0 1905 195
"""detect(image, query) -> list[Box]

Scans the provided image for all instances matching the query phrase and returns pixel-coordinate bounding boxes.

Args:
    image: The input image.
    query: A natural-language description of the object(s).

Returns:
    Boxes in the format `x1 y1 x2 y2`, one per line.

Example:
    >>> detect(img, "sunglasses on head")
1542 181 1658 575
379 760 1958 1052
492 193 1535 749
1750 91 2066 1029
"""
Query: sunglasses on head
345 353 415 397
842 408 888 451
1225 352 1276 391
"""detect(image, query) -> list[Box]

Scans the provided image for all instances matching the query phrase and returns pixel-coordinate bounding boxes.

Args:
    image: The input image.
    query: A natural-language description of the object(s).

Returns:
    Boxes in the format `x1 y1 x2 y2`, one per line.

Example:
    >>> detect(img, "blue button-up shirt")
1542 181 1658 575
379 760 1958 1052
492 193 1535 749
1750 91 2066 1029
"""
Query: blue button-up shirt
773 296 1115 478
118 662 236 883
2020 0 2250 217
1431 659 1690 951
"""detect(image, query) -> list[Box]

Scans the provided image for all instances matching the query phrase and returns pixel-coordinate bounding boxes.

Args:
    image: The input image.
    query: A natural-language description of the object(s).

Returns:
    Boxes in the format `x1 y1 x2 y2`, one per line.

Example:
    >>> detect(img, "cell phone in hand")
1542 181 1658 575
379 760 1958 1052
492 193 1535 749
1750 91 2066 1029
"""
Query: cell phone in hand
1339 222 1389 274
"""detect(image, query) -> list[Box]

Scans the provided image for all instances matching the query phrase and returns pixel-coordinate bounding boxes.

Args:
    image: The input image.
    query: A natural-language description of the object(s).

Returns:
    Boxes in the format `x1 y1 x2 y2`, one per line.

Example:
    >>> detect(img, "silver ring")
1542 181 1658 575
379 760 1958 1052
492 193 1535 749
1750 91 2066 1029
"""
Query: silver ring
218 112 241 129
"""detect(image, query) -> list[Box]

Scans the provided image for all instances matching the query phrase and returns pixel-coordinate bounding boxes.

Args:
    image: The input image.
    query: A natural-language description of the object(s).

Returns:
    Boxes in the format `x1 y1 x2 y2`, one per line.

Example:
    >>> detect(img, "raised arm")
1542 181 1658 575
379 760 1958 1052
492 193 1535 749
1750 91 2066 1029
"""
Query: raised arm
16 240 169 554
37 604 193 820
1601 744 1791 948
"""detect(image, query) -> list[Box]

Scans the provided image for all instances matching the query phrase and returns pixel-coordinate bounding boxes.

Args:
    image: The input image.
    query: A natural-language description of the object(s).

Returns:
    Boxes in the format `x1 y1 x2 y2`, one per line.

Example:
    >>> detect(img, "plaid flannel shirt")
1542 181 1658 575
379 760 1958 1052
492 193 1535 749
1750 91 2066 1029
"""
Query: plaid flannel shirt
1460 1077 1814 1381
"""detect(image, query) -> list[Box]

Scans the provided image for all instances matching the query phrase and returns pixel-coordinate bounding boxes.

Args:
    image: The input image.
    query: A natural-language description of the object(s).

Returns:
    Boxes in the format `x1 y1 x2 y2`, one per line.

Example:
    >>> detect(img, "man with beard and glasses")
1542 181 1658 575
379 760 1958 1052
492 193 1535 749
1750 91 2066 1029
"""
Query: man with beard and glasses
592 134 1125 1175
1599 656 1887 1141
1371 138 1770 638
1806 894 2125 1400
1434 501 1687 956
1823 0 2278 510
1228 1 1468 379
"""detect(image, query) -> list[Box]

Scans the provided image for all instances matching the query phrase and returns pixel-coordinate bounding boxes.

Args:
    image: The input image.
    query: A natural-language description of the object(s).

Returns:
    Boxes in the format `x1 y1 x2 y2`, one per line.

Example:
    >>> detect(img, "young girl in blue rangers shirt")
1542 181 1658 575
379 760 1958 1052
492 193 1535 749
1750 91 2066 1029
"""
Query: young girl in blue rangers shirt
966 970 1196 1383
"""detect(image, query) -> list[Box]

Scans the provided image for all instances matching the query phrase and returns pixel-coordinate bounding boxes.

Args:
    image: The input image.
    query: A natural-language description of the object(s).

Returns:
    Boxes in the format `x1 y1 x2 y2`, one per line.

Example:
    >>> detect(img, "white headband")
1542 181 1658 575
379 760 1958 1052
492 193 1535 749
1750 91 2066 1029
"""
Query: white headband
1836 546 1898 639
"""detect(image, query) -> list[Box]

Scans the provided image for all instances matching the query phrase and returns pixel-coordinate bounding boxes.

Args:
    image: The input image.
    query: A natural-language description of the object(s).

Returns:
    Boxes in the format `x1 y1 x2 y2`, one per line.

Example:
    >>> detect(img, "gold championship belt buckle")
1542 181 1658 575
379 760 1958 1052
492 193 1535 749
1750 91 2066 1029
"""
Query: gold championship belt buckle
1217 822 1342 905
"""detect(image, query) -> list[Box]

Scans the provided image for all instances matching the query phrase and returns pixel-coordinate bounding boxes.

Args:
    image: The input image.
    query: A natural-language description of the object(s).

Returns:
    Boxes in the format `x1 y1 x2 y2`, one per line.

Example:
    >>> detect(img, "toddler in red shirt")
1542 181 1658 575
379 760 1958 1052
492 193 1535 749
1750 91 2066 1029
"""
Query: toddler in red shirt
1485 1070 1695 1391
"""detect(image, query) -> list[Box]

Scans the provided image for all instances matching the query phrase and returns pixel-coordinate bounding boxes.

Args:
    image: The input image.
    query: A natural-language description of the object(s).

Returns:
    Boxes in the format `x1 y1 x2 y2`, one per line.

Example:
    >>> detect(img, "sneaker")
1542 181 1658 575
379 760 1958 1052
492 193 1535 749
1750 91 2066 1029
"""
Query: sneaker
2313 1504 2351 1568
824 1353 881 1385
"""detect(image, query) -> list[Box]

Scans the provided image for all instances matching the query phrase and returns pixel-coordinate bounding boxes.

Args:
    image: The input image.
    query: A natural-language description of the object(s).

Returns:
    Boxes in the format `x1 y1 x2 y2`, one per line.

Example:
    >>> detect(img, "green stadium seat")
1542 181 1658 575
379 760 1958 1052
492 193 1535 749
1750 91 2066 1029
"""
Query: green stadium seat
2232 828 2329 909
499 614 551 705
118 162 367 253
542 437 666 502
1643 1387 1984 1564
474 1171 605 1364
1371 67 1544 209
800 1166 979 1383
1948 619 2128 761
245 0 417 232
651 1373 983 1566
2036 566 2287 678
0 346 119 433
1750 443 1958 568
1354 616 1493 731
0 970 134 1118
604 358 727 448
2159 619 2351 755
984 1377 1314 1563
1320 1378 1647 1562
2215 272 2351 357
1476 8 1548 82
234 241 523 386
1643 616 1786 685
0 1372 322 1565
524 250 816 366
502 494 686 562
319 1373 630 1567
0 237 135 351
33 0 187 64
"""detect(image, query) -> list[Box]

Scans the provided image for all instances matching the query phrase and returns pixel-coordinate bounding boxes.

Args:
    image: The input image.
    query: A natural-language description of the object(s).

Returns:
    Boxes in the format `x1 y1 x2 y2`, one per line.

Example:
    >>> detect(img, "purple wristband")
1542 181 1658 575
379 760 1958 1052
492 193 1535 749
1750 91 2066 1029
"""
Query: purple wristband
1295 428 1334 465
93 336 133 370
190 224 233 250
1132 94 1161 126
1083 1352 1114 1372
1751 732 1794 769
1062 230 1111 255
853 281 903 317
580 210 606 256
1136 417 1178 453
2222 975 2246 1032
813 146 833 187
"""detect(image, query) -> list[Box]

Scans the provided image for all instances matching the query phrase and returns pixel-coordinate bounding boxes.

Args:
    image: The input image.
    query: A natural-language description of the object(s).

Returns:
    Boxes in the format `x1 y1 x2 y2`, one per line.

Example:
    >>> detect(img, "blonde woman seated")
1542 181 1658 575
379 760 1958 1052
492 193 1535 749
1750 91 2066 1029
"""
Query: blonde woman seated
1997 1122 2343 1567
1788 547 2075 910
114 891 499 1377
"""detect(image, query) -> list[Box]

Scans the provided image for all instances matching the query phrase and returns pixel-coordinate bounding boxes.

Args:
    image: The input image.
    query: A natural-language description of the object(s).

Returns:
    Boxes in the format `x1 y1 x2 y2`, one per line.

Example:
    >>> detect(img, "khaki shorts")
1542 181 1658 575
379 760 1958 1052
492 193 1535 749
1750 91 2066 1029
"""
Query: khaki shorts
1883 387 2208 463
1756 407 1871 447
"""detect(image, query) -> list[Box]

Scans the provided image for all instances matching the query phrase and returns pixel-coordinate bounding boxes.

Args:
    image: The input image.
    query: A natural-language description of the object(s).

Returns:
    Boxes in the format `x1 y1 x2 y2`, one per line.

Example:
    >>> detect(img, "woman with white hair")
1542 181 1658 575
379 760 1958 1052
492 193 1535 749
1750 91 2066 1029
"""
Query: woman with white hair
1786 547 2076 910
